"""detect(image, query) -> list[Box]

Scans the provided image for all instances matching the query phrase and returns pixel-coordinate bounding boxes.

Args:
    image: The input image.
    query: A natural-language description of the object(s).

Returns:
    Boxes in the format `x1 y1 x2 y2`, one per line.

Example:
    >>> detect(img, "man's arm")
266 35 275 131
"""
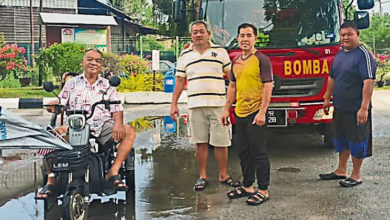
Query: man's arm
112 111 125 141
253 82 273 126
357 79 374 125
259 82 273 114
221 81 236 126
323 76 334 115
170 76 186 121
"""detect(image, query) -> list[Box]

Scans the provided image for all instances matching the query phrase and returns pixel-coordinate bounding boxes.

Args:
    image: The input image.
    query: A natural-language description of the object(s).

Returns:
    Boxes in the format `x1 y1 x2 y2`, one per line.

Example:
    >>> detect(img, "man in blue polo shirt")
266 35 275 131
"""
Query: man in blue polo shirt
319 21 376 187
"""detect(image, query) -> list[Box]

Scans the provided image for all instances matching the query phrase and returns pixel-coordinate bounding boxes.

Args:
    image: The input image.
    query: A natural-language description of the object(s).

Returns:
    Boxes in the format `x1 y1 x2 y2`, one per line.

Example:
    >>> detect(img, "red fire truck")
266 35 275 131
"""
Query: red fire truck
173 0 374 147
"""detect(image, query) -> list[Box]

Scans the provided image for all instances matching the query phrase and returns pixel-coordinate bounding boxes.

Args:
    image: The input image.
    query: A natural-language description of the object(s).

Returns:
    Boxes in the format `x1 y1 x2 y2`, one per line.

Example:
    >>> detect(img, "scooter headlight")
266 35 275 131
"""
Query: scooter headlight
68 115 85 131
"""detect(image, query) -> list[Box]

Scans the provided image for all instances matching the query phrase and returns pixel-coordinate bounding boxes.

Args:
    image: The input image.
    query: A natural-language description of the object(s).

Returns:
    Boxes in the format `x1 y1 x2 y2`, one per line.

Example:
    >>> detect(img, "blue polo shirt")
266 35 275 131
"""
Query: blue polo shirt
330 45 376 112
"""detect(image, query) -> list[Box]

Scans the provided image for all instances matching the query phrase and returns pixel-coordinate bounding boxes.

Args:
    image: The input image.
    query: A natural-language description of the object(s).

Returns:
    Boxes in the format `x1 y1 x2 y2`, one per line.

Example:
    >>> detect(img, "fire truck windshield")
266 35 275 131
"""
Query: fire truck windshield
203 0 341 49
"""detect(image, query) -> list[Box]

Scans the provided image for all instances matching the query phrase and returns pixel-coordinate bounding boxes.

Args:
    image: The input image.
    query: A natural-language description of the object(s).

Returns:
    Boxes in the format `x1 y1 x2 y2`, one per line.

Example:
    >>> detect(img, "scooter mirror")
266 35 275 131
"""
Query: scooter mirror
43 82 55 92
109 75 121 87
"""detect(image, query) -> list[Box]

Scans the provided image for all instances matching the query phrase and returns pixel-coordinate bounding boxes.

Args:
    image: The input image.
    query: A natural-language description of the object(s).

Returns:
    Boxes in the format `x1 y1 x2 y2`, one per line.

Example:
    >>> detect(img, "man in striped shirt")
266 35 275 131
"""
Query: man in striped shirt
170 20 239 190
320 21 376 187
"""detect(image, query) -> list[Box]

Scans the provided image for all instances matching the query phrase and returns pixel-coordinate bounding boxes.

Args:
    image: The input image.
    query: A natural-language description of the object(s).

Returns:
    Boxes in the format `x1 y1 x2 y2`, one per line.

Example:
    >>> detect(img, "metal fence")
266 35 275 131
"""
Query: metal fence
15 43 41 66
11 36 192 69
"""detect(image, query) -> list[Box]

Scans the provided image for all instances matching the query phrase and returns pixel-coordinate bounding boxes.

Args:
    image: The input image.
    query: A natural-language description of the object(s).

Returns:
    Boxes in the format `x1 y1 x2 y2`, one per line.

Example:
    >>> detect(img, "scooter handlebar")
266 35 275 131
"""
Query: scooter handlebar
86 100 121 120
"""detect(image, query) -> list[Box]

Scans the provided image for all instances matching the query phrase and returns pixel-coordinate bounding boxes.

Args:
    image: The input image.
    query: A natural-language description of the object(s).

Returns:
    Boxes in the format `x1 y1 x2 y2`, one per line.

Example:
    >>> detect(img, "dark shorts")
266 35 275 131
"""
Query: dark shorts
332 108 372 158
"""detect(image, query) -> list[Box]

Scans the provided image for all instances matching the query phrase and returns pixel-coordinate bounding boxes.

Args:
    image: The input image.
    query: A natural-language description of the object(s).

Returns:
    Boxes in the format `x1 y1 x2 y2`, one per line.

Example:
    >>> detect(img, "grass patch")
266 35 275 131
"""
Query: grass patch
375 85 390 90
0 87 61 98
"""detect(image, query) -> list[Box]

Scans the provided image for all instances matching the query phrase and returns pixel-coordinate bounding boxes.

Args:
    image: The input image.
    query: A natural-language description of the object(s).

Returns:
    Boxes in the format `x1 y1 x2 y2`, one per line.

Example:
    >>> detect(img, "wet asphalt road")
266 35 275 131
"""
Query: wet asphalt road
0 90 389 220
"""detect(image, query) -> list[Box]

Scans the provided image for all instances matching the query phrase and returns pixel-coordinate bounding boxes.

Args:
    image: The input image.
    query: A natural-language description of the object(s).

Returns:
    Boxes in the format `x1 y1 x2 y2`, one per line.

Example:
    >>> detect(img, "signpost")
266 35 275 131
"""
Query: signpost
152 50 160 91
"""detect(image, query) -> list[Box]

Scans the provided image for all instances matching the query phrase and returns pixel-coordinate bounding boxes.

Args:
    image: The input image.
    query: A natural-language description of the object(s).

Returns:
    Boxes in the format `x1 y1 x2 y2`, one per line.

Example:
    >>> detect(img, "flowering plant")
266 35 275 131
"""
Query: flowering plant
374 53 390 85
0 35 28 81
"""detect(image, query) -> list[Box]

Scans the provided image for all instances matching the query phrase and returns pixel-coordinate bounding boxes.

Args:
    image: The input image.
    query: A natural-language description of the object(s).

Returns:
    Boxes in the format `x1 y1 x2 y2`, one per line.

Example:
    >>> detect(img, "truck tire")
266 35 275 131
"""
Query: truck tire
323 124 333 148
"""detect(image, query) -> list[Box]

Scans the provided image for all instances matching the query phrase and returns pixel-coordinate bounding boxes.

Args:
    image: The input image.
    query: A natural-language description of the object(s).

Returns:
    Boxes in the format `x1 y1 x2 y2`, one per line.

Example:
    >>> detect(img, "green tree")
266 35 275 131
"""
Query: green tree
35 43 85 82
138 36 165 51
108 0 154 27
360 14 390 54
342 0 356 20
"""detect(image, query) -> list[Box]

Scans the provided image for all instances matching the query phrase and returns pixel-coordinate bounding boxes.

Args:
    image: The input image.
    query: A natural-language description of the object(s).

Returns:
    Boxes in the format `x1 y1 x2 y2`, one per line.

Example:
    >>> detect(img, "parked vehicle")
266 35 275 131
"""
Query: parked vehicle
40 76 134 220
173 0 374 147
148 60 175 74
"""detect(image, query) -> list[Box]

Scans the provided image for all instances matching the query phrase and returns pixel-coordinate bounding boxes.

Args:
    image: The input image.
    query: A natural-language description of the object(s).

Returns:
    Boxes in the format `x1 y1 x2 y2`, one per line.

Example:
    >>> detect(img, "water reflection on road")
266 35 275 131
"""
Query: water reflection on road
0 115 196 220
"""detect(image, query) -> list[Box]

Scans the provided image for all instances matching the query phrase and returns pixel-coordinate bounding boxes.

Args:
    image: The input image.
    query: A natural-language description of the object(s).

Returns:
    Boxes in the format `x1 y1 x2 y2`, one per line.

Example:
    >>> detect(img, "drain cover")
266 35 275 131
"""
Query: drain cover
276 167 301 173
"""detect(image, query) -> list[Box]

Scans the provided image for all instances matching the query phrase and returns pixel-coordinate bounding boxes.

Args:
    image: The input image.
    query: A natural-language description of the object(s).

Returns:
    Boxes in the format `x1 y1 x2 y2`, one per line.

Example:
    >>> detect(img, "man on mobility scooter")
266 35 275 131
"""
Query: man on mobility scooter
36 49 136 199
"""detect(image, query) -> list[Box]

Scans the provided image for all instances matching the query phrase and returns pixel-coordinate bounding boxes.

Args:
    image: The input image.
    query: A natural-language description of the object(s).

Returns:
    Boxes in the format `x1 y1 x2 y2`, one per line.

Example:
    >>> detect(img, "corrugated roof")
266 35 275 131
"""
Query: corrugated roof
40 12 117 25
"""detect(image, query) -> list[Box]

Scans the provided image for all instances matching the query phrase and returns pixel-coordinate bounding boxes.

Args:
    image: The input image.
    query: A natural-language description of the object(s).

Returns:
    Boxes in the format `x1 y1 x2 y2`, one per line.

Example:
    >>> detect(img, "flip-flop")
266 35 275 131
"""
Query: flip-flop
246 192 269 206
35 184 56 200
107 175 129 191
339 178 362 187
319 172 347 180
194 178 208 190
220 177 241 187
227 187 255 199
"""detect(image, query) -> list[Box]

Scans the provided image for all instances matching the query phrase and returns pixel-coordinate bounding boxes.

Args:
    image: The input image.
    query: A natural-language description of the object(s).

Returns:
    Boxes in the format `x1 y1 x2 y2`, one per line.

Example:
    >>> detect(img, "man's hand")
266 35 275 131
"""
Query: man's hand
220 109 230 126
112 122 125 142
357 108 368 125
170 104 180 122
252 111 266 126
323 99 331 115
46 100 59 113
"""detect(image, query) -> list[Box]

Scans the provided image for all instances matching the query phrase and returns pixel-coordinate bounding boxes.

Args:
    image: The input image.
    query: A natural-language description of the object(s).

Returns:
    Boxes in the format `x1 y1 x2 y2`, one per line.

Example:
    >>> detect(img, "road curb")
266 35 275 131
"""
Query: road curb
0 91 187 109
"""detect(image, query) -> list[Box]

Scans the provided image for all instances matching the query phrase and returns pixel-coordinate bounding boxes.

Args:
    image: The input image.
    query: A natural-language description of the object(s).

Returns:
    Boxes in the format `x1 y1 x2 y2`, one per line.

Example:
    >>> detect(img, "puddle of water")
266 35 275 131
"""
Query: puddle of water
0 190 135 220
0 115 195 220
131 115 197 219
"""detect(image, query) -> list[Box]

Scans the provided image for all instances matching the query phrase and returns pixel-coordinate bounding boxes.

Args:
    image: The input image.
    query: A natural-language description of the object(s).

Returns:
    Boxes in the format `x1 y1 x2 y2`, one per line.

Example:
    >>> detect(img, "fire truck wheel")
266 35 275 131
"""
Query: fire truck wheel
323 125 334 148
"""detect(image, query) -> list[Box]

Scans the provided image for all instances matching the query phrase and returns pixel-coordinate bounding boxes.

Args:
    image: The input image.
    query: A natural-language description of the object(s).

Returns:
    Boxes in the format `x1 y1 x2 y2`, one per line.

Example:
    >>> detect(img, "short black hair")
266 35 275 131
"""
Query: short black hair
340 21 358 32
85 48 103 58
237 23 257 36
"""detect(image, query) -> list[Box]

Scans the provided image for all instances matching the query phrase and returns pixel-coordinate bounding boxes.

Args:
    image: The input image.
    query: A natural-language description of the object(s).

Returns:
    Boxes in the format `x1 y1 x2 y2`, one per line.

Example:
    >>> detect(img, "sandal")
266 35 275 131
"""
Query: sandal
35 184 55 200
246 192 269 206
107 175 128 191
194 178 208 190
220 177 241 187
227 187 255 199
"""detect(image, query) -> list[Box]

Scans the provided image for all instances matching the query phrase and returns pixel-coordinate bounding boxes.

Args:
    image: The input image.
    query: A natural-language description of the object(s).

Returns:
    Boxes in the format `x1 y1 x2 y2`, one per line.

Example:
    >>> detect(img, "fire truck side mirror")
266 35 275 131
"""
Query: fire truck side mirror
357 0 374 10
354 11 370 30
173 0 186 23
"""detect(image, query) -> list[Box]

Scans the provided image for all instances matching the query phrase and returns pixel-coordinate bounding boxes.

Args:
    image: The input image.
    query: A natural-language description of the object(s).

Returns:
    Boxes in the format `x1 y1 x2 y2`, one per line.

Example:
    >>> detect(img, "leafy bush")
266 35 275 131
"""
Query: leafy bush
117 73 164 92
120 54 148 75
36 43 85 82
102 52 123 74
0 74 21 88
0 34 29 82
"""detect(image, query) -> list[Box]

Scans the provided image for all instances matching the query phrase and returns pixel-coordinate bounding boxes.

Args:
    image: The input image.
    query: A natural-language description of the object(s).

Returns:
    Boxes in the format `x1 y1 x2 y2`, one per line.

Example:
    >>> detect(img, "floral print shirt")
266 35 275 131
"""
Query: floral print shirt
59 73 123 136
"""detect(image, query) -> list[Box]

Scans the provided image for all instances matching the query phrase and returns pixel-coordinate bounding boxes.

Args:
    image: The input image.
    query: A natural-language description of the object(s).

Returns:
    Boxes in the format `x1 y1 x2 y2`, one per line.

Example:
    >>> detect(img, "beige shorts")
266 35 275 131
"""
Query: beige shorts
188 107 231 147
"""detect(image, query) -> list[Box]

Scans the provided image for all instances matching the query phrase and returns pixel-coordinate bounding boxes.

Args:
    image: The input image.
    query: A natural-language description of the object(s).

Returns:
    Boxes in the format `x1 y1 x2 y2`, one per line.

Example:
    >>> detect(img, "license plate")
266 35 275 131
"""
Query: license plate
267 109 287 127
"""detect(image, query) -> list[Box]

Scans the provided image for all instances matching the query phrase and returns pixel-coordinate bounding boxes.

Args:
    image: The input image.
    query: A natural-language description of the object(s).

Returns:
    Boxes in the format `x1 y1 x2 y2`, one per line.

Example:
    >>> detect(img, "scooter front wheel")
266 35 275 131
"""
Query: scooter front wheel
62 188 88 220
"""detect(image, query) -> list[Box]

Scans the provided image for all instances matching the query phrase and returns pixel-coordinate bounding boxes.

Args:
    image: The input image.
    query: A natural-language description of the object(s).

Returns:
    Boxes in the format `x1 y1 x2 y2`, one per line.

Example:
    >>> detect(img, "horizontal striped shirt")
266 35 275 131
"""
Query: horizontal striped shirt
176 42 231 108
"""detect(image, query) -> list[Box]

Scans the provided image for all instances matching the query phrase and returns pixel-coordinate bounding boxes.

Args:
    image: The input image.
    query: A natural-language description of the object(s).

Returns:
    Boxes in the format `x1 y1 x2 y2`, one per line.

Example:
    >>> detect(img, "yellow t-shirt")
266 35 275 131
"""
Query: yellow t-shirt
231 50 273 117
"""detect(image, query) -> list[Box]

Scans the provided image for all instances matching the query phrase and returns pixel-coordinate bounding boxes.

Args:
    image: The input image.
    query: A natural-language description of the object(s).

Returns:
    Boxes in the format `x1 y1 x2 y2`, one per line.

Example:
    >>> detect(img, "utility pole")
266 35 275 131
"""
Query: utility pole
30 0 35 83
38 0 43 86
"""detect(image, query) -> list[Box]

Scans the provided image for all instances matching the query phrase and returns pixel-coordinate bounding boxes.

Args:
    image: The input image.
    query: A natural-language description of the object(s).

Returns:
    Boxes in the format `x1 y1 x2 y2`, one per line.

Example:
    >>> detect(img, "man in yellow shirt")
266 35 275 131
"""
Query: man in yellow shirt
222 23 273 205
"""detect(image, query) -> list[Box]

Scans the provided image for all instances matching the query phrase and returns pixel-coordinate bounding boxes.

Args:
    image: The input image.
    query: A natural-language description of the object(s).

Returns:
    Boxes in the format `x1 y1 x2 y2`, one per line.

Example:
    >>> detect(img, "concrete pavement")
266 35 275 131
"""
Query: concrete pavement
0 91 188 109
